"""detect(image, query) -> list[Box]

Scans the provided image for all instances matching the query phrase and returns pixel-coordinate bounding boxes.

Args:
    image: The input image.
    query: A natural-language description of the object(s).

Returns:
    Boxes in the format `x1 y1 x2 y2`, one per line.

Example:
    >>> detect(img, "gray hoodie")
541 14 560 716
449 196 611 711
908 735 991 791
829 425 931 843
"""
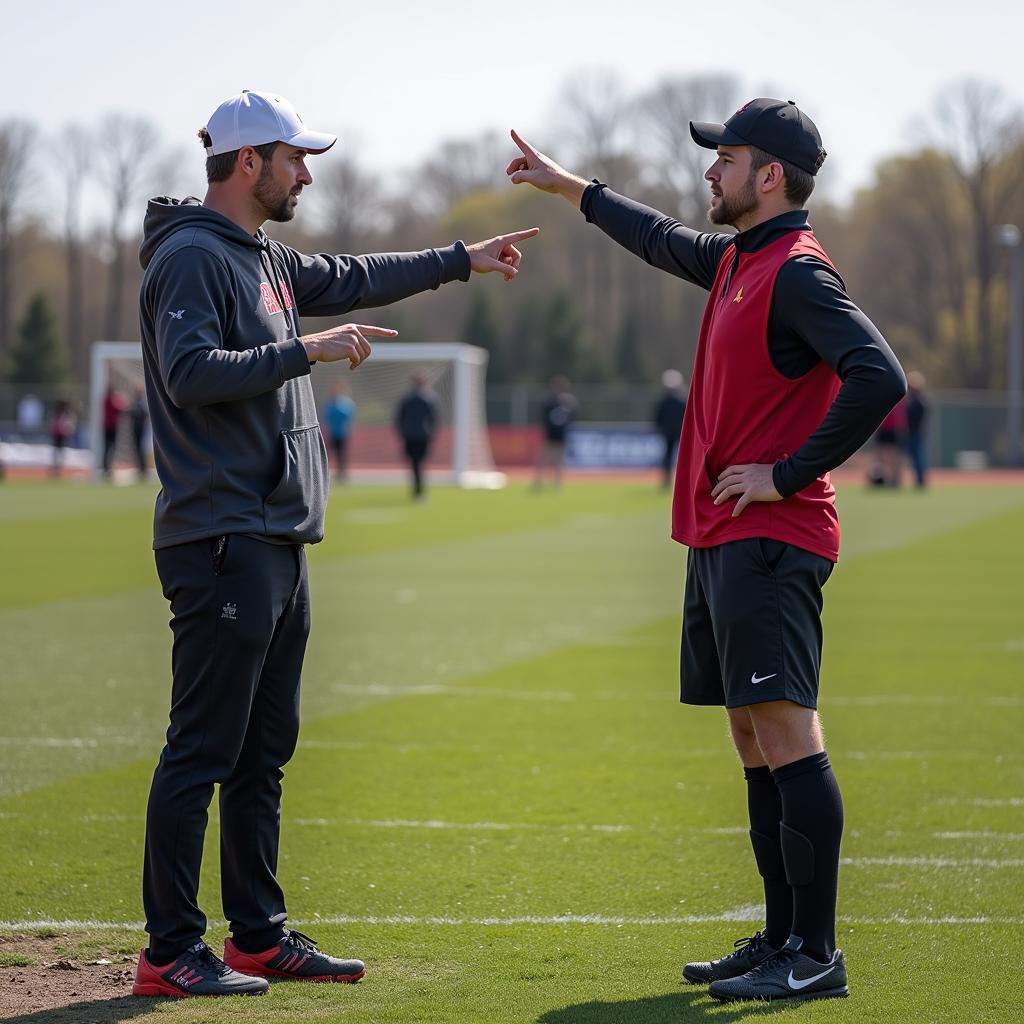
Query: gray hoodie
139 197 470 549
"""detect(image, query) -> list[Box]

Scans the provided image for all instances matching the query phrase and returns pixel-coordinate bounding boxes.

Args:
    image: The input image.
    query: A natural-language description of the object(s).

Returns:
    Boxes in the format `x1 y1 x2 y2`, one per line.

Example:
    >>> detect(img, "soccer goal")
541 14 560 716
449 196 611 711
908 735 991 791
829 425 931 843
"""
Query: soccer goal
89 340 505 487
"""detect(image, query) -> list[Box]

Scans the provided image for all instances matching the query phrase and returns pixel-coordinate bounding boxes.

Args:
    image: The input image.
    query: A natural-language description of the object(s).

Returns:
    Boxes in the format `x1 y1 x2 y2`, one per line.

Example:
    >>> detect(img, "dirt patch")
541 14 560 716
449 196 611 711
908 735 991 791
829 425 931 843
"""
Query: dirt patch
0 934 140 1022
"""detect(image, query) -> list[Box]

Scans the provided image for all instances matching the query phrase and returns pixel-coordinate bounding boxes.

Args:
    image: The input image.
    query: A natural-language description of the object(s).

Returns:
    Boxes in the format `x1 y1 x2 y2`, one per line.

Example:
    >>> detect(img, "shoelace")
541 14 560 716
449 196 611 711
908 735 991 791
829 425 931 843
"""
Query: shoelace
283 929 321 953
745 947 801 978
715 930 766 964
185 941 232 977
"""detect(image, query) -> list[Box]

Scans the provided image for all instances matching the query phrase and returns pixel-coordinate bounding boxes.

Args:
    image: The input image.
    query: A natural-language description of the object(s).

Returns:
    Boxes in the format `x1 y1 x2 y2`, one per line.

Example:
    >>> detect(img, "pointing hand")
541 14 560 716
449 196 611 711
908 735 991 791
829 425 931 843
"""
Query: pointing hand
506 130 589 205
302 324 399 370
466 227 540 282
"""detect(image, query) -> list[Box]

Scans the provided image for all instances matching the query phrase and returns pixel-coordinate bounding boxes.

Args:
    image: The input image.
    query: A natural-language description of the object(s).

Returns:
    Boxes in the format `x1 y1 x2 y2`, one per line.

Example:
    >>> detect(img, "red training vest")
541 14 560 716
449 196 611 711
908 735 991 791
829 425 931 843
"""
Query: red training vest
672 229 842 562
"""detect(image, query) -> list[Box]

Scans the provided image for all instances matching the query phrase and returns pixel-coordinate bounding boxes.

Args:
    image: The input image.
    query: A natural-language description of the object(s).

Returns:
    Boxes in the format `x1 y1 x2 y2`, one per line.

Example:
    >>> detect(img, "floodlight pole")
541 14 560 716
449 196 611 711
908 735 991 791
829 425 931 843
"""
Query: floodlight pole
996 225 1023 467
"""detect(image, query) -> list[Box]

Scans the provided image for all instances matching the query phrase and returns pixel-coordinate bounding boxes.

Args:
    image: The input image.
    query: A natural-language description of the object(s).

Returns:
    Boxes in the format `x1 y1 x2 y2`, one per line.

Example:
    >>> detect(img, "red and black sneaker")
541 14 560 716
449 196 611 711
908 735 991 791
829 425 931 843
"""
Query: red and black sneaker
132 940 270 997
224 929 365 983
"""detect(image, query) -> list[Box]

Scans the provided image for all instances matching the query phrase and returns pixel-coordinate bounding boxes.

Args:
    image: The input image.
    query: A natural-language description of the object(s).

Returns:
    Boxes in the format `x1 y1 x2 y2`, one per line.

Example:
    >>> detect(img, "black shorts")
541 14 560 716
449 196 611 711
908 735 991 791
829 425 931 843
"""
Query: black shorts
680 538 834 710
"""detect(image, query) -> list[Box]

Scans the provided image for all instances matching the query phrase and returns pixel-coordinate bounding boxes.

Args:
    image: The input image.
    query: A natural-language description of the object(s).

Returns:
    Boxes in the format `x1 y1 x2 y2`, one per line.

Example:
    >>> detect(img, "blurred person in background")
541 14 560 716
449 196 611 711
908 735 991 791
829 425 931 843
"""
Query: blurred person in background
653 369 687 490
533 375 576 491
17 392 44 439
130 386 150 481
102 385 127 478
870 400 906 488
323 381 356 482
50 399 76 478
904 371 929 489
395 370 437 499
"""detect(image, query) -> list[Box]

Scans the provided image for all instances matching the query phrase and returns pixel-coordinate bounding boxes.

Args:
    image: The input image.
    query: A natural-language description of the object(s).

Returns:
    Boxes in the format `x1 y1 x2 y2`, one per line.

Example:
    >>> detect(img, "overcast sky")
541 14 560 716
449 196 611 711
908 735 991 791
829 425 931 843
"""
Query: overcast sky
4 0 1022 223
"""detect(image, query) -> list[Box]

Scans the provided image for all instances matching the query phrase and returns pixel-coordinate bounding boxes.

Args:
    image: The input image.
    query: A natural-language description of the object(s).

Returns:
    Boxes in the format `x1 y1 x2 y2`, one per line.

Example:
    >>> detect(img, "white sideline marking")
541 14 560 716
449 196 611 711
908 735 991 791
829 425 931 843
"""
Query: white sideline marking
823 695 1024 708
327 685 1024 709
5 912 1024 932
3 812 1021 849
842 856 1024 869
330 683 577 702
293 817 636 834
933 831 1024 841
955 797 1024 808
0 736 142 748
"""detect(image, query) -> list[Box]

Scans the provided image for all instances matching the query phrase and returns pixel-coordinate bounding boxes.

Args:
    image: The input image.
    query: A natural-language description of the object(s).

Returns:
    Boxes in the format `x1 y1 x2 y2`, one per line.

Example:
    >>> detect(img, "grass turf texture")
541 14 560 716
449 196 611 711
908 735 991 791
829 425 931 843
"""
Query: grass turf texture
1 477 1022 1023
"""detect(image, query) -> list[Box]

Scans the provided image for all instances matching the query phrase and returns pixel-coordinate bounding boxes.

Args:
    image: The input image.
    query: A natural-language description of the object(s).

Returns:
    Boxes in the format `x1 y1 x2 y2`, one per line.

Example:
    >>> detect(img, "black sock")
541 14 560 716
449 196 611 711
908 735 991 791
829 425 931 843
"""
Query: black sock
146 945 183 966
772 751 844 962
743 765 791 949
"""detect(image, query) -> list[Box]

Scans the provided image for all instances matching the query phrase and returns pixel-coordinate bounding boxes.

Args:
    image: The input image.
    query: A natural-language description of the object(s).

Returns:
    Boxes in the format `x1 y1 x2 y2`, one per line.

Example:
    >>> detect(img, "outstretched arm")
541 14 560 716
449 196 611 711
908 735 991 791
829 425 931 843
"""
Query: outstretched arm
507 130 729 288
282 227 540 317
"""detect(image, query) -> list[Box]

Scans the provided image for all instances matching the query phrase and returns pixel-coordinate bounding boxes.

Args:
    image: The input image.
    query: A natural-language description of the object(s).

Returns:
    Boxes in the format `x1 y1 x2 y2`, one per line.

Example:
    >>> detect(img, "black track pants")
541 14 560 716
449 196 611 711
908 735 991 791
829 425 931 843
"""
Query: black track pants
143 534 309 961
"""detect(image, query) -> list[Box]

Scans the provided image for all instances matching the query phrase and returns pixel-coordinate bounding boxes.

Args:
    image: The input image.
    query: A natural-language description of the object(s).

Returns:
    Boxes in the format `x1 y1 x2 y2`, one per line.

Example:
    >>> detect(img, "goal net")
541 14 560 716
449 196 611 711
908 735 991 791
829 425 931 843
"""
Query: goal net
89 341 504 486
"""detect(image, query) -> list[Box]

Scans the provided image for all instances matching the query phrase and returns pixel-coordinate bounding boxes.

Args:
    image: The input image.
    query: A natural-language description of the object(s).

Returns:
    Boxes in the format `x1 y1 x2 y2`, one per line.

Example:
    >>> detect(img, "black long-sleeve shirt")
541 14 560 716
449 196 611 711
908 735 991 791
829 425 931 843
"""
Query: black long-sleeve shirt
581 185 907 497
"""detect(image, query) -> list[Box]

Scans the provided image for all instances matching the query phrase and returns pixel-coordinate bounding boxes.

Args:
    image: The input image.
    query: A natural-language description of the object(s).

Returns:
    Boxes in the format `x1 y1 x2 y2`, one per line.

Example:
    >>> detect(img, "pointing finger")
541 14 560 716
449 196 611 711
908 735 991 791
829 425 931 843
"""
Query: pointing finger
510 128 538 159
355 326 399 337
499 227 540 245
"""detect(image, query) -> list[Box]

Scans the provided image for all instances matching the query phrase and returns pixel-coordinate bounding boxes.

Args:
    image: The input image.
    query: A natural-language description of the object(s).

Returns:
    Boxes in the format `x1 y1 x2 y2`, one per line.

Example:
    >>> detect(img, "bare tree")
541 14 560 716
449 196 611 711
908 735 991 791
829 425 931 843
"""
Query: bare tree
926 79 1024 385
0 119 38 357
637 73 741 221
553 68 629 182
94 113 162 341
315 150 384 251
414 131 509 214
58 123 93 380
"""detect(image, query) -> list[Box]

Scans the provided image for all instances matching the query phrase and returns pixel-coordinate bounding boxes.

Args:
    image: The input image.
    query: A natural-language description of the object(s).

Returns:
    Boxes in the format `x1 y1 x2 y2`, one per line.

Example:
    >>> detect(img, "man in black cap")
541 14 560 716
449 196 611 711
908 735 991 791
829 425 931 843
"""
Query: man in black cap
508 100 905 1003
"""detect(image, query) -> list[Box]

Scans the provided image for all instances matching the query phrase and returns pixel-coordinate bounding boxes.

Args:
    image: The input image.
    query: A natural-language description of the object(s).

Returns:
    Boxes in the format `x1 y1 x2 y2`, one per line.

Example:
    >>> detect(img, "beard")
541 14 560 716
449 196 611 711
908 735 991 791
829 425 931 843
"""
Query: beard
708 171 758 227
253 161 299 223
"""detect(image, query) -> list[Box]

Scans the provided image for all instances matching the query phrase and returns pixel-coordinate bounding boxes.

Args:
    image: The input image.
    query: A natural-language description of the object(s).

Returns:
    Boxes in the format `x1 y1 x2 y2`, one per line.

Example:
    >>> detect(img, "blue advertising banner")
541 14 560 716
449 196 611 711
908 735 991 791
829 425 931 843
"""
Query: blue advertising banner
565 425 667 468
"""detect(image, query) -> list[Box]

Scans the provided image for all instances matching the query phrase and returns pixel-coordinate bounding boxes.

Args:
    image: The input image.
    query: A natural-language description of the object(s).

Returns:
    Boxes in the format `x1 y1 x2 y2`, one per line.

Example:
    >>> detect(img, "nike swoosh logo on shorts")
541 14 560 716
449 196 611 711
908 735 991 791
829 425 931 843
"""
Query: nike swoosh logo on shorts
788 965 836 990
750 672 777 685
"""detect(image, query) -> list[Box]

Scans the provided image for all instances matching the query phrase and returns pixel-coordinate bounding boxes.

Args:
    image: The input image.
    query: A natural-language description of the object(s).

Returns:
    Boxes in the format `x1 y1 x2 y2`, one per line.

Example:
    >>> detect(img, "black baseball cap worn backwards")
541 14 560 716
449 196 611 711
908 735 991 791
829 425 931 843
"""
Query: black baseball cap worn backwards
690 98 827 175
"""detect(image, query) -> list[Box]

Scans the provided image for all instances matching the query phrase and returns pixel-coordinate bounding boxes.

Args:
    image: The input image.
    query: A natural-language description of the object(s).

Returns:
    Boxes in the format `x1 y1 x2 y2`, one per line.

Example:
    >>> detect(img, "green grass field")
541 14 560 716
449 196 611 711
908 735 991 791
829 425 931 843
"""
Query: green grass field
1 476 1023 1023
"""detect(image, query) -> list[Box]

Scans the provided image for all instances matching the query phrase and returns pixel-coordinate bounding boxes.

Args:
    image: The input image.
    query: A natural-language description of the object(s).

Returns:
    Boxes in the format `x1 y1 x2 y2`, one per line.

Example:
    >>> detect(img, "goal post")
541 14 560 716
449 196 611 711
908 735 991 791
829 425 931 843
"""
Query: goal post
89 340 505 487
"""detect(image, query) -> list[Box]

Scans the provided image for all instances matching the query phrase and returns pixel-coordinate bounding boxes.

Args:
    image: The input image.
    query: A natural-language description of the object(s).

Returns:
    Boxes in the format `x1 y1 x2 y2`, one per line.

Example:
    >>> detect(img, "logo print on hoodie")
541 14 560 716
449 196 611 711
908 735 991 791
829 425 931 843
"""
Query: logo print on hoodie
260 281 295 316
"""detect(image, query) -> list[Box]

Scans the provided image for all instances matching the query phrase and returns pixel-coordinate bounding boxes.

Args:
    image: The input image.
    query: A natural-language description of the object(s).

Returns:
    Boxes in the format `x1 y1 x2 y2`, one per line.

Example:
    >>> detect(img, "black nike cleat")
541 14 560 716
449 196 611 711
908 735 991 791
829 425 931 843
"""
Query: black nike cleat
132 940 269 997
709 936 848 1002
225 929 365 983
683 930 778 983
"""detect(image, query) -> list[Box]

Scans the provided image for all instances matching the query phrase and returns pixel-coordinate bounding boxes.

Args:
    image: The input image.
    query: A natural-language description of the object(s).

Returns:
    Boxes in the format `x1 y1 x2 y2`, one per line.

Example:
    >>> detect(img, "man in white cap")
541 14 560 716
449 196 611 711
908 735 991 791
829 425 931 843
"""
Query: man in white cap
132 89 538 998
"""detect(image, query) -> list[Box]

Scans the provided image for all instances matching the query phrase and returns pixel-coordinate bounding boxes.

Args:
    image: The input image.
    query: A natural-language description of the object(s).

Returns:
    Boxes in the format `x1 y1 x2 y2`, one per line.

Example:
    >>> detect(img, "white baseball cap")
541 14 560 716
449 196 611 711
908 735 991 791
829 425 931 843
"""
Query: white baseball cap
203 90 337 156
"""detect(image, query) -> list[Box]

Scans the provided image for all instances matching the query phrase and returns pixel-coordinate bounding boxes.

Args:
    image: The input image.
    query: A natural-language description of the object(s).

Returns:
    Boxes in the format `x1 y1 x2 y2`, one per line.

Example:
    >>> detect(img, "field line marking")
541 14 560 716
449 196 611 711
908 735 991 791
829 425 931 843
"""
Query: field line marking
3 812 1023 849
5 912 1024 932
325 685 1024 708
842 856 1024 868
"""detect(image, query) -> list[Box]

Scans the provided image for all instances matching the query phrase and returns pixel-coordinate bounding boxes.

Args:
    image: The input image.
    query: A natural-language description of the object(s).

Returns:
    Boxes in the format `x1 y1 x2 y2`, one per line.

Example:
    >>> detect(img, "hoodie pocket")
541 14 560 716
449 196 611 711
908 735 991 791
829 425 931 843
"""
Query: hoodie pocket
263 425 329 543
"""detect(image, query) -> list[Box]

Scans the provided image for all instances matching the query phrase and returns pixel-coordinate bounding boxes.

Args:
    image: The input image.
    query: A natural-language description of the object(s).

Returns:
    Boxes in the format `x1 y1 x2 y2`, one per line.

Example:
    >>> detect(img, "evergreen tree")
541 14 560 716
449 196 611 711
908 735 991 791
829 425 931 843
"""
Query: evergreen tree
7 292 70 385
461 290 505 382
541 291 587 381
614 308 650 384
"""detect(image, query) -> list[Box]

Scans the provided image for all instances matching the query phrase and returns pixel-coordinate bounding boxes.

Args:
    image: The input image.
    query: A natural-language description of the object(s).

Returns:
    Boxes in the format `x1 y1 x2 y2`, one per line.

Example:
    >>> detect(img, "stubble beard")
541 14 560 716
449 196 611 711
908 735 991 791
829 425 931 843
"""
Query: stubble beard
254 160 298 224
708 171 759 228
